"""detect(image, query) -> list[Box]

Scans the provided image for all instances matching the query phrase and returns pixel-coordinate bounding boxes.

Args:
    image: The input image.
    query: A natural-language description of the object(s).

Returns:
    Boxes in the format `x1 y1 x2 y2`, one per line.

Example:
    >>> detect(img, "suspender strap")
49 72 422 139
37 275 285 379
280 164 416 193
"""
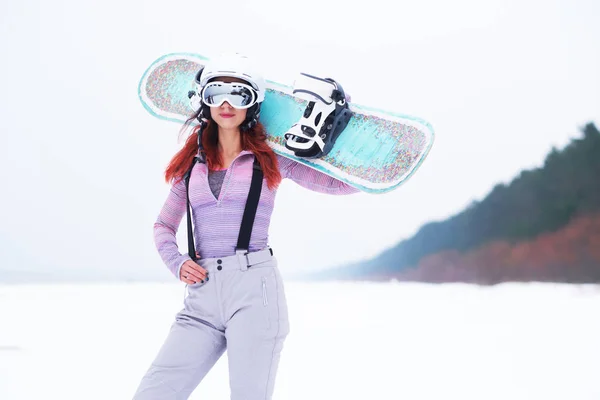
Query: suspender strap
184 156 201 261
236 157 264 252
184 155 264 261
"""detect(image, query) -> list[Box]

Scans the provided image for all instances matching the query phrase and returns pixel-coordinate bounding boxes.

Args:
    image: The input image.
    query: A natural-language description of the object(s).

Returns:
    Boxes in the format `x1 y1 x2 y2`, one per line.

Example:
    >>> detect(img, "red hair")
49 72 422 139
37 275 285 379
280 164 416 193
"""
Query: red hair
164 119 282 191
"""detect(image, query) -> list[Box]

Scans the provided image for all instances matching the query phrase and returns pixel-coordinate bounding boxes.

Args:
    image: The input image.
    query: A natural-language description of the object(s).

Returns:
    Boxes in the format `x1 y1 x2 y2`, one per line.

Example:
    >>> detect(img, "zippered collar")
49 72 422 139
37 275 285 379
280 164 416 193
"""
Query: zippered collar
231 150 257 165
237 150 255 159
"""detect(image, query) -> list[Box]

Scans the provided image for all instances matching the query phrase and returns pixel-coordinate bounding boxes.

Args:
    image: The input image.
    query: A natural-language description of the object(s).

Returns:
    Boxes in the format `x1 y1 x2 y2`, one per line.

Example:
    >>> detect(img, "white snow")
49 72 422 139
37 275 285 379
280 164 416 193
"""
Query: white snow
1 281 599 399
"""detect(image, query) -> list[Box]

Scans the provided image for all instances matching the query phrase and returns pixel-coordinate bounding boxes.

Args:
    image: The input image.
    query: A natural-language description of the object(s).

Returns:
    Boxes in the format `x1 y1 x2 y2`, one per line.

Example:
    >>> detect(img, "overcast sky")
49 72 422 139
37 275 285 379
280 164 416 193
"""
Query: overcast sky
1 0 599 281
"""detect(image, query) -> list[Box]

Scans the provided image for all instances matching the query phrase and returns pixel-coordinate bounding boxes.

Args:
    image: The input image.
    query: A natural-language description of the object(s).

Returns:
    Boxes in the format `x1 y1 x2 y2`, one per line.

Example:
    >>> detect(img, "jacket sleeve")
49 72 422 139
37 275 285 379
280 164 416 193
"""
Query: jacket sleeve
277 154 361 195
153 177 192 279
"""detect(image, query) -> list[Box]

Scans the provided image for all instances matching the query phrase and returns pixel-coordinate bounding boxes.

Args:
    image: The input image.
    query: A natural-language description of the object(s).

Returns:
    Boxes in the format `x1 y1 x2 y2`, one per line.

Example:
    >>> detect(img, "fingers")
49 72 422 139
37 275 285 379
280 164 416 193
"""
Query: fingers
181 267 206 284
180 260 209 284
181 273 197 285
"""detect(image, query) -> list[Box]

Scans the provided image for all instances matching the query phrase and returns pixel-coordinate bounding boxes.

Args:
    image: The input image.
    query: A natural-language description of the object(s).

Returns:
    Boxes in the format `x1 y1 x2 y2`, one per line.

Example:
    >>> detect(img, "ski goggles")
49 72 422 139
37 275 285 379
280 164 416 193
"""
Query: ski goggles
200 81 258 109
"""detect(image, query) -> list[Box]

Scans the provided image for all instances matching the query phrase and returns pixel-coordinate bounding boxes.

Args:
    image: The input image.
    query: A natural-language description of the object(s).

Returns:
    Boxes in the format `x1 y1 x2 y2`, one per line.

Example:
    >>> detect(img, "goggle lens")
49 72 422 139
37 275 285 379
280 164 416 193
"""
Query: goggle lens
201 81 257 109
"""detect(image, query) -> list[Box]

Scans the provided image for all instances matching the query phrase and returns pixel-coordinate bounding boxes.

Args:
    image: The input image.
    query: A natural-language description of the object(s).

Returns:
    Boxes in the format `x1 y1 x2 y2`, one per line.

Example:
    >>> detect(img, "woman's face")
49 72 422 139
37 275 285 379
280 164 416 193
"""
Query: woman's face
208 76 248 130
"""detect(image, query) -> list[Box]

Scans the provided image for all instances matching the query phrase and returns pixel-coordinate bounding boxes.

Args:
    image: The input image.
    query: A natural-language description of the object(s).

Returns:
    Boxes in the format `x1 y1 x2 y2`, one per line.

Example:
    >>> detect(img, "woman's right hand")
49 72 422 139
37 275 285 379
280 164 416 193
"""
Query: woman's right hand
180 254 208 284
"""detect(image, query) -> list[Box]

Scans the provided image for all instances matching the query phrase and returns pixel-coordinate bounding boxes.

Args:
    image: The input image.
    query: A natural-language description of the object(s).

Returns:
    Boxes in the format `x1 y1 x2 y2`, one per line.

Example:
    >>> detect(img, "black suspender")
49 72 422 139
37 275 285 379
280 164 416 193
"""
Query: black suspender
183 155 263 262
236 158 263 252
183 156 201 262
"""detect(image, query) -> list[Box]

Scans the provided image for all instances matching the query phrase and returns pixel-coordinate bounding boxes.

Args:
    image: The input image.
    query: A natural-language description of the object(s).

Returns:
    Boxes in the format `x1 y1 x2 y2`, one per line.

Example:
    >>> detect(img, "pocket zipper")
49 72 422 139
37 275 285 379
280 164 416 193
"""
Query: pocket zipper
262 276 268 306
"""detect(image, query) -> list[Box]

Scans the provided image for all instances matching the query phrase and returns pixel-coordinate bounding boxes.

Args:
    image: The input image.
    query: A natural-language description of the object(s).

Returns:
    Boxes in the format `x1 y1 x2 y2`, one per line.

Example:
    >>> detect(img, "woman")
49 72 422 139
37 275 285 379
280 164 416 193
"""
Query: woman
133 53 359 400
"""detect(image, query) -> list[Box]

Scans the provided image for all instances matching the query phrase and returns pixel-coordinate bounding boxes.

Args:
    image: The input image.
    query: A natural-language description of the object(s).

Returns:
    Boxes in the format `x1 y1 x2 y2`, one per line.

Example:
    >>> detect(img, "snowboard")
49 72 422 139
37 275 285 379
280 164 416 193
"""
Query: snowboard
138 52 435 194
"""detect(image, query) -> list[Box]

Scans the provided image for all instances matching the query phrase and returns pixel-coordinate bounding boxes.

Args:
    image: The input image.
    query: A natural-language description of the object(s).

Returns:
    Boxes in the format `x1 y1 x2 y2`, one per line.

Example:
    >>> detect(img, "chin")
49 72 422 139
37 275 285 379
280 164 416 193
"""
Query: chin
215 117 245 130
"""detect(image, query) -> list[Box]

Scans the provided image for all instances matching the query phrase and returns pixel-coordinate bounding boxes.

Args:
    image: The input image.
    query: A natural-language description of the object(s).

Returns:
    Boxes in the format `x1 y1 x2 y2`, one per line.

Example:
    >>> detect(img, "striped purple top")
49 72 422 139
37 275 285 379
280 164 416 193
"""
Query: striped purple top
154 150 360 278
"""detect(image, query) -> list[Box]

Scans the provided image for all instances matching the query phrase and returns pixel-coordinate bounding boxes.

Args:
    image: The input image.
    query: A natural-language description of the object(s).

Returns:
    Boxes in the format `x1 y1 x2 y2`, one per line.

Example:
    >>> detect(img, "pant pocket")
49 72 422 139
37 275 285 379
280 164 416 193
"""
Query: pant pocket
183 279 210 315
259 268 290 337
261 276 269 307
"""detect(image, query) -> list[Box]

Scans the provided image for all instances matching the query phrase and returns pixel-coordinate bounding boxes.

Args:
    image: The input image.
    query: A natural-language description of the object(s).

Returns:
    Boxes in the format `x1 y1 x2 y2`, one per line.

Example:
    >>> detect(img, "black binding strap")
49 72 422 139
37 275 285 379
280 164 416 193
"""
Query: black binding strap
184 154 264 261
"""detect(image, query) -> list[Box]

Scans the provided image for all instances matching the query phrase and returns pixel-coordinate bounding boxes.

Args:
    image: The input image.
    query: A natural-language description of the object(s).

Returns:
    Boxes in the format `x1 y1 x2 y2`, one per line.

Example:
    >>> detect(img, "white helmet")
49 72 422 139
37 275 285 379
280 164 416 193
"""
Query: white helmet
198 53 266 103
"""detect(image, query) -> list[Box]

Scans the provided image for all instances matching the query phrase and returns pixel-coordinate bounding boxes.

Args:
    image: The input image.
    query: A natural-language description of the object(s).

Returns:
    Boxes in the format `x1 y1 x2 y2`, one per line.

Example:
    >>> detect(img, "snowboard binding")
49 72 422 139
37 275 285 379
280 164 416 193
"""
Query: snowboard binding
284 73 353 159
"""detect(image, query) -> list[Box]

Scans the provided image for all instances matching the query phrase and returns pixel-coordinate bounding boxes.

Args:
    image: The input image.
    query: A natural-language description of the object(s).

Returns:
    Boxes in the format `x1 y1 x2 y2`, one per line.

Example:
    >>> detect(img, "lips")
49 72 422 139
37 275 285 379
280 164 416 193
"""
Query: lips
220 113 235 118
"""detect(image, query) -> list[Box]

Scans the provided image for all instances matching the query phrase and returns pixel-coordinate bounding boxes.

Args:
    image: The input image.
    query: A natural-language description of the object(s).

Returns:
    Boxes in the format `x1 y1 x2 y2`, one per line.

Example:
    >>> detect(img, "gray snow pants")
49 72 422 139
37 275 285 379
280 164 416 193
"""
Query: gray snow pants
133 248 290 400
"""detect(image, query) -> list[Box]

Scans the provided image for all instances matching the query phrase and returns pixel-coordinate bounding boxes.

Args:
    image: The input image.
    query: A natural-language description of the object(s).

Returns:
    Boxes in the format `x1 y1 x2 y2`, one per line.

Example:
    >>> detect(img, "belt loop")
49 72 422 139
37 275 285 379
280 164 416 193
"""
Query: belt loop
235 249 250 271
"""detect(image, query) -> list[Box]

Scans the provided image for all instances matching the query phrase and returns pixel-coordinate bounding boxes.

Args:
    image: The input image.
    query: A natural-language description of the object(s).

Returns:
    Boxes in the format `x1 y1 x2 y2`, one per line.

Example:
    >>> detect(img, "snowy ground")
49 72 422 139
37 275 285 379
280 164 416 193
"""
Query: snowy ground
1 281 599 400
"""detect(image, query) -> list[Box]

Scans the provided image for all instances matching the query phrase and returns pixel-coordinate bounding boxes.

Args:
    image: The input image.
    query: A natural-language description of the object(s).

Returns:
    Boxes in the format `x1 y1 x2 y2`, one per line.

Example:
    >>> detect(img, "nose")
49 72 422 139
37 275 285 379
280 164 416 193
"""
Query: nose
220 101 233 110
